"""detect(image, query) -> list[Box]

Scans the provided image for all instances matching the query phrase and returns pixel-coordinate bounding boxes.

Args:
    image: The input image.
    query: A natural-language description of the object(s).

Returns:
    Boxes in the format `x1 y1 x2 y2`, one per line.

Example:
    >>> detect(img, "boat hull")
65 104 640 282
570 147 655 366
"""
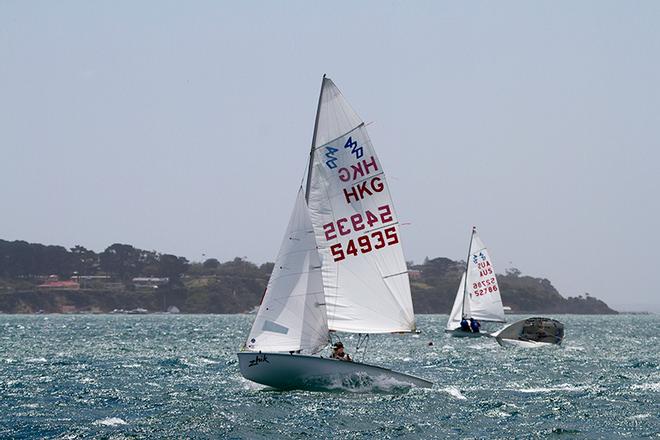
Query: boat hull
237 352 433 391
444 329 488 338
492 317 564 347
495 337 556 348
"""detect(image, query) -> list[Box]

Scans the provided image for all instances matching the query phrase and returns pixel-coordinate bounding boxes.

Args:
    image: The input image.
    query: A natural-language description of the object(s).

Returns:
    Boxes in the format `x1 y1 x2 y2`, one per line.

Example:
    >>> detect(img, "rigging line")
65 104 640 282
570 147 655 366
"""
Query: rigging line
362 334 370 362
382 270 408 279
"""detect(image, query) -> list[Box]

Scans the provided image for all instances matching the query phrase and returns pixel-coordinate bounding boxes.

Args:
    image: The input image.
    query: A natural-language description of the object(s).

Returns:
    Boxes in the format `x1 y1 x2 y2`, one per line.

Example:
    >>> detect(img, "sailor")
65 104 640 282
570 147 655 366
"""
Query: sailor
330 342 352 362
460 318 470 332
469 318 481 333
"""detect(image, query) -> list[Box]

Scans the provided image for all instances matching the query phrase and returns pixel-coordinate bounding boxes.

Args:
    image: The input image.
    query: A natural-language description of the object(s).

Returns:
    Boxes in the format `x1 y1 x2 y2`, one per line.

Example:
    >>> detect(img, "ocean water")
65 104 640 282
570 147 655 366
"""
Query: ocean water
0 314 658 439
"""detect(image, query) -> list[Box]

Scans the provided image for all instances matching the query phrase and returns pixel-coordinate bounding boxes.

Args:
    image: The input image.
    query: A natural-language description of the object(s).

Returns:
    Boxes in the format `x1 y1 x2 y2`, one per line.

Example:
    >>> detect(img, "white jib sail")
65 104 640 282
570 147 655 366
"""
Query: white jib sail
446 272 468 331
306 77 415 334
464 232 505 323
245 188 329 354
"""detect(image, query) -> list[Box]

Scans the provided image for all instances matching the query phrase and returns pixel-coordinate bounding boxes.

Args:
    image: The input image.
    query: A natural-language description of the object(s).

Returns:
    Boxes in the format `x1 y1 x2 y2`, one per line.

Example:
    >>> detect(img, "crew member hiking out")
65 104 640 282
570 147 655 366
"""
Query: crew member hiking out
330 342 352 362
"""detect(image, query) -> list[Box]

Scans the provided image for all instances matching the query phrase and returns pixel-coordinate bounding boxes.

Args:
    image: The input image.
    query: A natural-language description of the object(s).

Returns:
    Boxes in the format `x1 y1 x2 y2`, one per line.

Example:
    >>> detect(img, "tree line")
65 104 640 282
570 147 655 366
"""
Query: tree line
0 240 190 282
0 239 616 314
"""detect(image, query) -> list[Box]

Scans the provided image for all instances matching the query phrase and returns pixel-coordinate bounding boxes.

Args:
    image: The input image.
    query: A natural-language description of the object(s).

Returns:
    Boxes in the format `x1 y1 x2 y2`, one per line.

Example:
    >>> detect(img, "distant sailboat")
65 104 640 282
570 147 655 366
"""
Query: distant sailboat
237 76 432 391
445 227 506 336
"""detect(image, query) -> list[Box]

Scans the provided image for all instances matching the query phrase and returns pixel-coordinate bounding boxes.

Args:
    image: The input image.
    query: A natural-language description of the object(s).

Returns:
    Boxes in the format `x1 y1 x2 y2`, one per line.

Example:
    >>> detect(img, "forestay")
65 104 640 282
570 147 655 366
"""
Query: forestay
245 188 329 353
306 77 415 334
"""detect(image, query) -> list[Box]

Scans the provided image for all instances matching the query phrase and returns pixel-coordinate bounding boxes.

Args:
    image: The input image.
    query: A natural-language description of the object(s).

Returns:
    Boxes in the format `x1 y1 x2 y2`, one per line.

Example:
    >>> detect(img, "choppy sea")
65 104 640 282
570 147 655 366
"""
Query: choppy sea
0 314 658 439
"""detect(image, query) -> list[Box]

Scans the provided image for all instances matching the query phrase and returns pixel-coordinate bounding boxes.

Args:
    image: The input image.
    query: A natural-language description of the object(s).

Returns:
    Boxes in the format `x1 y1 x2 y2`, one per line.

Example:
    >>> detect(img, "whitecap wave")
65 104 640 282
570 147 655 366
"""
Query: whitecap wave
181 356 221 367
93 417 127 427
485 409 512 418
442 386 467 400
631 383 660 392
628 413 652 420
512 383 589 393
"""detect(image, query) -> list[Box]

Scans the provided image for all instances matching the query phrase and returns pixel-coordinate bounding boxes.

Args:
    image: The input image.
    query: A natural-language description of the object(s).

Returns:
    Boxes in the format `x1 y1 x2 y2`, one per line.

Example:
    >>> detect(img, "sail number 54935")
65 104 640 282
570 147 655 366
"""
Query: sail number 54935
330 227 399 262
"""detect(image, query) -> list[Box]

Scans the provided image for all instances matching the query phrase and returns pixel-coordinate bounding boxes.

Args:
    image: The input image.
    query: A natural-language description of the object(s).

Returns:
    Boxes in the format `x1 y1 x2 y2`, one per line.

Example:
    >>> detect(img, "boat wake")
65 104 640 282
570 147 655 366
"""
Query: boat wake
325 373 413 393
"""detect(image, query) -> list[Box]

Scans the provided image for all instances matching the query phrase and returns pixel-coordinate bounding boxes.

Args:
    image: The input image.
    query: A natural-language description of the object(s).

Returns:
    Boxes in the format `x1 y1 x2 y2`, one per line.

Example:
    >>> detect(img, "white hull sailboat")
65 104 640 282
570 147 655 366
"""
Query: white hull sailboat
445 228 506 337
491 317 564 347
237 76 432 391
237 352 431 391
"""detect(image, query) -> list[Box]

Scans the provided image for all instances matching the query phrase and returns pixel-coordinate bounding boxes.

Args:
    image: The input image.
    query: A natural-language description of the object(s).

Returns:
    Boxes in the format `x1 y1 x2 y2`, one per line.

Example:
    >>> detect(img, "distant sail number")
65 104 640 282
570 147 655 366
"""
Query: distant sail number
471 277 498 297
330 227 400 262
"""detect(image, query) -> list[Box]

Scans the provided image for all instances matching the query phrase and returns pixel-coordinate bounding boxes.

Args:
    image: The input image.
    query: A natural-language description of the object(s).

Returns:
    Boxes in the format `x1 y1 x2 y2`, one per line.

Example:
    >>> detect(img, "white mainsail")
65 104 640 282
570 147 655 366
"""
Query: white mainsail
446 228 505 330
306 77 415 334
466 231 505 323
245 188 329 354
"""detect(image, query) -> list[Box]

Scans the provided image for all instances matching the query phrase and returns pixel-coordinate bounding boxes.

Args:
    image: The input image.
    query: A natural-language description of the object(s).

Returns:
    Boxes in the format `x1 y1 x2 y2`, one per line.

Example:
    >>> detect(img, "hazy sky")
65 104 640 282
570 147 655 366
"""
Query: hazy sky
1 2 658 312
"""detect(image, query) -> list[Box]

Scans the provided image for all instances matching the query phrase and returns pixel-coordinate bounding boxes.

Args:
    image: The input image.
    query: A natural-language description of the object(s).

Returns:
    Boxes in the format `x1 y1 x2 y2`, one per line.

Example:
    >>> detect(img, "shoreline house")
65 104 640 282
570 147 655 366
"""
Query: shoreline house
37 275 80 290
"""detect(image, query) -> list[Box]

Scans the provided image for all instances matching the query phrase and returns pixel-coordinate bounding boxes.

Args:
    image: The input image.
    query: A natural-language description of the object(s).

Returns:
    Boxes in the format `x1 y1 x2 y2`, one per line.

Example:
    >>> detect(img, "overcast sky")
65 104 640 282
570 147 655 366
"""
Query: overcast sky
1 1 658 312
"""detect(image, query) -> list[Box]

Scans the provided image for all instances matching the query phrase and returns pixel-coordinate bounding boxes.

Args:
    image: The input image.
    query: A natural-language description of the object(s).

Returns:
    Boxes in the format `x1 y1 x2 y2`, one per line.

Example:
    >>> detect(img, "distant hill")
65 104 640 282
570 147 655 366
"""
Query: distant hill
0 239 616 314
410 257 616 315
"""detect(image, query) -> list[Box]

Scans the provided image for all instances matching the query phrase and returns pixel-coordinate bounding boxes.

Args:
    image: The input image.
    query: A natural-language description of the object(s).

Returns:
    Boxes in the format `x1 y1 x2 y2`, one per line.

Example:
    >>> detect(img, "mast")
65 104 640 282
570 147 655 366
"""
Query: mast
305 74 326 203
461 226 476 319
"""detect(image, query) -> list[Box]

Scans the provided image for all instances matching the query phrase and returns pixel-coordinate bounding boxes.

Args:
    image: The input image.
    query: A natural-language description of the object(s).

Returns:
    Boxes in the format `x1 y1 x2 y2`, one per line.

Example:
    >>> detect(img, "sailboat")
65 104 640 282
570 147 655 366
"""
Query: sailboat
491 317 565 347
445 227 506 336
237 76 432 391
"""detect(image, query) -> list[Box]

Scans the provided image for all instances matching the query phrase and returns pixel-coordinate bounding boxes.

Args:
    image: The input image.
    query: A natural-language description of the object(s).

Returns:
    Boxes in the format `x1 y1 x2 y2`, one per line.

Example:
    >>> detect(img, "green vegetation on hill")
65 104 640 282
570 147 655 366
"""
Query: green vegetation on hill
0 239 616 314
410 257 616 314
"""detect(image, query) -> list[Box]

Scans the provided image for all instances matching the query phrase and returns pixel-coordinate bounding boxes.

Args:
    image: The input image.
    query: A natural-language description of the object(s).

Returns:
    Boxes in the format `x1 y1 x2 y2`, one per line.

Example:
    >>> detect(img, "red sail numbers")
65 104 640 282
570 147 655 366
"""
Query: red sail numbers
471 260 498 297
320 142 400 262
330 226 399 262
323 205 399 262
